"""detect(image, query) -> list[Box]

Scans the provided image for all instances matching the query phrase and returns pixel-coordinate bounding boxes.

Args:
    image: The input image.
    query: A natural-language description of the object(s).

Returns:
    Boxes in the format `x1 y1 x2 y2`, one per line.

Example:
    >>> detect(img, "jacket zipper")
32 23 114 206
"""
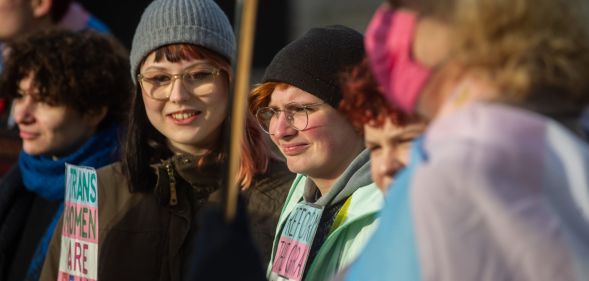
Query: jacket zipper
164 162 178 206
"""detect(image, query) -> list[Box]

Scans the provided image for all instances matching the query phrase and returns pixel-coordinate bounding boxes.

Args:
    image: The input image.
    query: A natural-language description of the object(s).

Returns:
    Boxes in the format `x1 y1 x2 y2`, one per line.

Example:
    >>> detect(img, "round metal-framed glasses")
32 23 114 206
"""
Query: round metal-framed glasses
255 102 325 134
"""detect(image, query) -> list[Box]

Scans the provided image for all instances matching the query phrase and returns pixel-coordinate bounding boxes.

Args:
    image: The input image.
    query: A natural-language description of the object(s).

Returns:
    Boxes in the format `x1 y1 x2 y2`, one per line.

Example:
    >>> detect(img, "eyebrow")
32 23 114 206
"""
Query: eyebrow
141 62 214 73
385 128 423 142
267 99 320 107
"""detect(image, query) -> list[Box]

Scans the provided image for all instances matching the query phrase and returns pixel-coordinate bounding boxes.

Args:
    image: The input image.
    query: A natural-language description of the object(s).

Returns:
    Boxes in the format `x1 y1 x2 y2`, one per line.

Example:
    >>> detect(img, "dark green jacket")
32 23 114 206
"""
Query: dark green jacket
40 156 293 281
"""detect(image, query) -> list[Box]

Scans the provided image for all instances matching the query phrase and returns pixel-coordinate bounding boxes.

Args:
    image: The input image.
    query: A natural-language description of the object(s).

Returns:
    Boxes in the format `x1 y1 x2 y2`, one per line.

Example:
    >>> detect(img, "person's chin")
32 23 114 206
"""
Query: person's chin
380 179 393 193
22 145 45 156
285 160 308 175
168 131 200 144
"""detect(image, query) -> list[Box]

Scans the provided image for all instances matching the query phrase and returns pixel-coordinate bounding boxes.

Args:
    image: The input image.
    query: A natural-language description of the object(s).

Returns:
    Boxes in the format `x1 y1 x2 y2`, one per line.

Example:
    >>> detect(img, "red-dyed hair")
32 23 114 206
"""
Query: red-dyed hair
339 59 420 134
124 44 271 191
249 82 289 114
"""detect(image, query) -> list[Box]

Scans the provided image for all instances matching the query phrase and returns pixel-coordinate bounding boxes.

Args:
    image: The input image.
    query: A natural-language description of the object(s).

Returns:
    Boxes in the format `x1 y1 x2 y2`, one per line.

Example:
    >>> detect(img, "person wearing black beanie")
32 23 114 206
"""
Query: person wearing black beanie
262 25 365 108
250 25 383 281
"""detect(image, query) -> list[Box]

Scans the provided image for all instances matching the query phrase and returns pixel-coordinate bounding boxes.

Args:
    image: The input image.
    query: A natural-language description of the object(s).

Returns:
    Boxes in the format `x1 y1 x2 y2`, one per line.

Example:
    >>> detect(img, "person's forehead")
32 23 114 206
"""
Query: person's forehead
268 86 323 105
17 71 35 88
140 54 210 72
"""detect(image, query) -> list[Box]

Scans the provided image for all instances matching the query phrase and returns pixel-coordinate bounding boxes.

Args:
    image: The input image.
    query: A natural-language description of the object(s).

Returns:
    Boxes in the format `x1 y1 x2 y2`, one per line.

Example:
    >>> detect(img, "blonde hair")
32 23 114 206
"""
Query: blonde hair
408 0 589 106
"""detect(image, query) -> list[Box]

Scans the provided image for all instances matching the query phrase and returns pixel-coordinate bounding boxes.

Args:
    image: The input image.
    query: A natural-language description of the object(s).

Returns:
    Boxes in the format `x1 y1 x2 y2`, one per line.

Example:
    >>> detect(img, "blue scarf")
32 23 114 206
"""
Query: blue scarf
18 125 121 280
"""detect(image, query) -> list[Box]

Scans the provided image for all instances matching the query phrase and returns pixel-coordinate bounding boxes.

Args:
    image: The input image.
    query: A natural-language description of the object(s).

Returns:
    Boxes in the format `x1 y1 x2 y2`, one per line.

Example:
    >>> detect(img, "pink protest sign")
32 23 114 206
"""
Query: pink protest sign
58 164 99 281
270 202 323 281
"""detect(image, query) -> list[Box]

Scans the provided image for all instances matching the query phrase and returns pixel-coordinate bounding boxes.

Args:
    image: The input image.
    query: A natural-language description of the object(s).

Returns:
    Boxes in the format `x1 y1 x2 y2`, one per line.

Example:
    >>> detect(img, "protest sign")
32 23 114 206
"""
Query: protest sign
270 202 323 281
58 164 99 281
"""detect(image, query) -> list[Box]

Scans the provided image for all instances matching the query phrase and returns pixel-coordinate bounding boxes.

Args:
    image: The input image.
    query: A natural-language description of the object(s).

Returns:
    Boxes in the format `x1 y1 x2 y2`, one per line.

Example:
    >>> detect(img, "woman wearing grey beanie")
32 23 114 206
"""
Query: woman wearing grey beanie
40 0 293 280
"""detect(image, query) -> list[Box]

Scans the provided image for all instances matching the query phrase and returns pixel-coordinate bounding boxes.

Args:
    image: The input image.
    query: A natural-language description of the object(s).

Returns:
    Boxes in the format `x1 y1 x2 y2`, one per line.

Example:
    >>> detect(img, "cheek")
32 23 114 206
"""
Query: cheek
325 124 357 149
369 156 387 191
202 94 228 133
370 156 381 177
318 119 361 152
0 8 25 35
311 129 353 164
0 4 18 19
397 145 412 165
207 95 228 117
33 112 75 152
302 128 331 149
142 94 163 113
35 110 66 135
142 94 165 124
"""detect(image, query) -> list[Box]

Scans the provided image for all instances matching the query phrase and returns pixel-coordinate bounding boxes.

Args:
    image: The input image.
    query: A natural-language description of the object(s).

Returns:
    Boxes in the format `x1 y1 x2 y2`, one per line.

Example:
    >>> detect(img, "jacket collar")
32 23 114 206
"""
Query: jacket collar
151 154 223 207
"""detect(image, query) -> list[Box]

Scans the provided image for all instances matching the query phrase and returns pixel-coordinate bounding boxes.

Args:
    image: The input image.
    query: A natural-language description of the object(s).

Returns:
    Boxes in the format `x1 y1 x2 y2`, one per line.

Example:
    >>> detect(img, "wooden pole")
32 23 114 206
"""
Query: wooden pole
225 0 258 222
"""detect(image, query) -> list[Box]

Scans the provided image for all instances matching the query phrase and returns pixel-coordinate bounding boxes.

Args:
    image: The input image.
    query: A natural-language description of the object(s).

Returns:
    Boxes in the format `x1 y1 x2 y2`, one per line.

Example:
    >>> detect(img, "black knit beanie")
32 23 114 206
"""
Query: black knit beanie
262 25 365 108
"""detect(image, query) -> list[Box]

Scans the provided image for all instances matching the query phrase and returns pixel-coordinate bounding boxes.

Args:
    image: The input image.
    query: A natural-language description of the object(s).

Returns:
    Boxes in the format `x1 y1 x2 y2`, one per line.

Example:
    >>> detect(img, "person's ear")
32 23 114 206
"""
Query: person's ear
31 0 52 18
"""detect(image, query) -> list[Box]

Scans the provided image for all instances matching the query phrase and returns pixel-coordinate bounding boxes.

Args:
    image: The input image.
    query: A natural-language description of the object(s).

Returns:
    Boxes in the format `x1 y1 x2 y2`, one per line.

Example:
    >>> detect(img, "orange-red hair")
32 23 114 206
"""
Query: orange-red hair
339 59 420 134
249 82 289 115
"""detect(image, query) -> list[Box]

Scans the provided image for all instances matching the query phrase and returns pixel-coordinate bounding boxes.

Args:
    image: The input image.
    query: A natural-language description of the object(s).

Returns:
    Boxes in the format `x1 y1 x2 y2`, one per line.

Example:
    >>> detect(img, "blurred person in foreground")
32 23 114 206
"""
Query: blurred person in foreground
0 28 130 281
343 0 589 280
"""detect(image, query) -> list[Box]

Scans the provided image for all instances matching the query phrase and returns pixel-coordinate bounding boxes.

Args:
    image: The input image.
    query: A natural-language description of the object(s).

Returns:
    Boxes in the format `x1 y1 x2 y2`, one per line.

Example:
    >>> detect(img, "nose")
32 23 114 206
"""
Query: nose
168 75 191 103
271 111 297 139
13 96 36 125
379 156 404 179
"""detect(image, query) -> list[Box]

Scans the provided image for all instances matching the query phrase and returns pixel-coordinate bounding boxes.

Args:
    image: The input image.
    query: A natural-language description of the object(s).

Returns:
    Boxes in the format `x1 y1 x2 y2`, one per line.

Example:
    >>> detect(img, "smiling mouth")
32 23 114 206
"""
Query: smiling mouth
170 111 200 120
19 130 39 140
281 143 309 156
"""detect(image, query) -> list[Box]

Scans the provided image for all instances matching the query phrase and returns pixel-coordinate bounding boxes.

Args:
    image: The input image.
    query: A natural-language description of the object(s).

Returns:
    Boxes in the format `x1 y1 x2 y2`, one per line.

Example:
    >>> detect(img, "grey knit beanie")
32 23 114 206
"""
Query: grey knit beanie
262 25 365 108
130 0 236 83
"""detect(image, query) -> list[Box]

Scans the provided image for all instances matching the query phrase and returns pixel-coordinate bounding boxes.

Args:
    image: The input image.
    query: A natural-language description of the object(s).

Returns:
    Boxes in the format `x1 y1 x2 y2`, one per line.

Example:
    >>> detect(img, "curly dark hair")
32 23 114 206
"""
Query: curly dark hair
0 28 132 130
339 58 421 134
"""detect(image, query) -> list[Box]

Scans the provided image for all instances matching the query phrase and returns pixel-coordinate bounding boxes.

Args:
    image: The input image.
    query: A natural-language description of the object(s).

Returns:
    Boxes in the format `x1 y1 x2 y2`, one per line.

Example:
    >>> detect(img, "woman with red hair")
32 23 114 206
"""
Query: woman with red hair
41 0 293 280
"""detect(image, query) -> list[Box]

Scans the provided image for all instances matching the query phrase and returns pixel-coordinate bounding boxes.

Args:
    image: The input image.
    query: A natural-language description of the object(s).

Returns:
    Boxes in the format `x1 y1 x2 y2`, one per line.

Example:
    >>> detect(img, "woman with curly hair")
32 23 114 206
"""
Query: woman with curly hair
0 28 131 281
339 59 426 191
344 0 589 280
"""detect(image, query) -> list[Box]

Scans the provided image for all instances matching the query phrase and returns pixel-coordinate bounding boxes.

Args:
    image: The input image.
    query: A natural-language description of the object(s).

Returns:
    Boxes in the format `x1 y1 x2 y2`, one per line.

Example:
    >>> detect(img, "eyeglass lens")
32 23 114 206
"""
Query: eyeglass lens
139 67 219 100
256 104 311 134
